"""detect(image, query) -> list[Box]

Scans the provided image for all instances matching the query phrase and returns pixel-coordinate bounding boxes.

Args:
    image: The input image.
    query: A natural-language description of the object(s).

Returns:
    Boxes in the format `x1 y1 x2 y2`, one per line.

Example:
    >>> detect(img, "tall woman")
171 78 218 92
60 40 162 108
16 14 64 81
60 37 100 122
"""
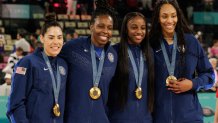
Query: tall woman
108 12 154 123
149 0 214 123
59 0 118 123
7 13 68 123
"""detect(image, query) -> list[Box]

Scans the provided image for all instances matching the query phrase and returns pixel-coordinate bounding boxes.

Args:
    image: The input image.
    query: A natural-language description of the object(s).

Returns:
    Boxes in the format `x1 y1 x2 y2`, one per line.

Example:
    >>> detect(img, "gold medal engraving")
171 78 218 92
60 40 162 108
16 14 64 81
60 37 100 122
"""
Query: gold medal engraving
135 87 142 99
53 103 60 117
89 87 101 100
166 75 177 86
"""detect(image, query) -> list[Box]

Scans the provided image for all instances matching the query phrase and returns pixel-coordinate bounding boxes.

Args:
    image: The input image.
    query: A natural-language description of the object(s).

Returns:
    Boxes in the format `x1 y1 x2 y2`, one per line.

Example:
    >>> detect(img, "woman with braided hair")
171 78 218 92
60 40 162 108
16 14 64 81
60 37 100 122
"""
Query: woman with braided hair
149 0 214 123
59 0 118 123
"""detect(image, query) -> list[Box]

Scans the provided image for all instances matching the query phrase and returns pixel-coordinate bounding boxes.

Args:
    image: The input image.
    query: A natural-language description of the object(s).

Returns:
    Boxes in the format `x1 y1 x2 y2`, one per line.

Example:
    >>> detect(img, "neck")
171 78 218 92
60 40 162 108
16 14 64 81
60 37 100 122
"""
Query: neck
163 32 174 45
43 50 56 57
164 38 174 45
128 39 140 45
91 40 105 48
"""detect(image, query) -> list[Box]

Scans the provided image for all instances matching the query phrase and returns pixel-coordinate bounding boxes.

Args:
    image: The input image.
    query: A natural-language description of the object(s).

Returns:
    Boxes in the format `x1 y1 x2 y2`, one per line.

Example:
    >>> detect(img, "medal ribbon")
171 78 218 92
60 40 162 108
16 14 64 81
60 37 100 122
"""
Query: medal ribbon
42 52 61 104
127 46 144 88
160 33 177 76
91 43 105 87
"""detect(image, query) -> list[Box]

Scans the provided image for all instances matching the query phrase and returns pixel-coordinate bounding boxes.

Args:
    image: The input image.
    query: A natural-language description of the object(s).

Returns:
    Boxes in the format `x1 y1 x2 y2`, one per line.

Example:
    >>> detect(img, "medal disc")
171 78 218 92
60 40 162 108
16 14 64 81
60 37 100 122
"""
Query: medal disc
53 103 60 117
135 87 142 99
89 87 101 100
166 75 177 86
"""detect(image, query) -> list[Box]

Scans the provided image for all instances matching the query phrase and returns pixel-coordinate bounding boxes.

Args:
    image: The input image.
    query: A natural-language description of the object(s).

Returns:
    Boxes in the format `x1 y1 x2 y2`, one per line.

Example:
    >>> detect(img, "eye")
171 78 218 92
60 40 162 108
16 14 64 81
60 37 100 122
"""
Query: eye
161 15 167 19
97 24 104 28
108 26 113 30
58 36 63 40
48 37 54 40
141 26 146 30
172 14 177 18
130 25 138 30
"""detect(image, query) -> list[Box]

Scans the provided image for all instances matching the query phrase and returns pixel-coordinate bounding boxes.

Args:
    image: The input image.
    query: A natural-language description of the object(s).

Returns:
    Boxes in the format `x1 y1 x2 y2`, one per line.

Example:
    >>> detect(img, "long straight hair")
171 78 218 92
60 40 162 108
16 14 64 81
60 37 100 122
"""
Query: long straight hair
149 0 192 77
109 12 155 112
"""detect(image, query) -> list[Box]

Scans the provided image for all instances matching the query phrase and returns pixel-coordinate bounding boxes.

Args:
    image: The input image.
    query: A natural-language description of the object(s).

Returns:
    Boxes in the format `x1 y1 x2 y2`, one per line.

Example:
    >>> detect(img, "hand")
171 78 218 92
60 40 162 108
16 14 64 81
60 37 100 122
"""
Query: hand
167 78 193 94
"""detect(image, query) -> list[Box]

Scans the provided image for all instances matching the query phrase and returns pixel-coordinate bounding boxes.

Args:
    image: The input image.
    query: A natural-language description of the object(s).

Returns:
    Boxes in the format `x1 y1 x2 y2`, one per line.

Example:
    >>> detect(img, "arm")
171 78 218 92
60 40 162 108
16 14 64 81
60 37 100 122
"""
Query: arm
191 40 214 91
7 58 33 123
168 35 214 93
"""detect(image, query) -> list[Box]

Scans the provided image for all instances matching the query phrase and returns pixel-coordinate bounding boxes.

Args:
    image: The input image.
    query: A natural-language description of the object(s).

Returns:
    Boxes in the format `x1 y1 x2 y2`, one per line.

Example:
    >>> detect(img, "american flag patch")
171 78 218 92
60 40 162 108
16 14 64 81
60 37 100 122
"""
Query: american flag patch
15 67 27 75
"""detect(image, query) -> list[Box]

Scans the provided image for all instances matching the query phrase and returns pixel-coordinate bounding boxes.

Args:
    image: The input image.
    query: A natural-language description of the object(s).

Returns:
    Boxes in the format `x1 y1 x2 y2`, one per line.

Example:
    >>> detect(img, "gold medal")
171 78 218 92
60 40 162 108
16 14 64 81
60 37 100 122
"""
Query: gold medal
135 87 142 99
166 75 177 86
89 87 101 100
53 103 60 117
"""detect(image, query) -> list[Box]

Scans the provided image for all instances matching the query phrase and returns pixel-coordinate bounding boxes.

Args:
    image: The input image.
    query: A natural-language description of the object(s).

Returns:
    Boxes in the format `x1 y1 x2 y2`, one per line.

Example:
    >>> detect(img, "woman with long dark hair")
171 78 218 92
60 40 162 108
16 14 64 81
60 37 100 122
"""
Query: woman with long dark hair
149 0 214 123
108 12 154 123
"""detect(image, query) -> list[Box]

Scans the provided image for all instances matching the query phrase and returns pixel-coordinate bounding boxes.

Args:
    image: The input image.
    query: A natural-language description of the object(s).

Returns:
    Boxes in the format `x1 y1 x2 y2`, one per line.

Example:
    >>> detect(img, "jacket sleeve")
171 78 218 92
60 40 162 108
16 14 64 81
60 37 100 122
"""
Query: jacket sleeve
7 58 33 123
191 38 215 91
59 40 75 64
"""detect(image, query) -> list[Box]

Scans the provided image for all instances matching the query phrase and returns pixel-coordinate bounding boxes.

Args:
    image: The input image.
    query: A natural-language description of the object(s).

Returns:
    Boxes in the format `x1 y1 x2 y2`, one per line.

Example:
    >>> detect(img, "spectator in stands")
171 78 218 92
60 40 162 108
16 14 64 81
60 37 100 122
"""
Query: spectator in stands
7 13 68 123
15 31 31 55
209 58 218 91
0 73 11 96
65 29 78 42
67 0 77 15
2 47 23 74
59 0 117 123
208 39 218 58
29 33 42 50
149 0 214 123
107 12 154 123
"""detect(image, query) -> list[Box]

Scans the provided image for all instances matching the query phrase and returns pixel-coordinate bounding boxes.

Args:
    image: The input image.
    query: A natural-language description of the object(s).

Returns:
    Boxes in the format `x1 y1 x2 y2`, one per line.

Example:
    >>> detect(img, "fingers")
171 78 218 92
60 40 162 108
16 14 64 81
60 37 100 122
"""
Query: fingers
167 81 182 93
167 78 192 94
168 83 180 91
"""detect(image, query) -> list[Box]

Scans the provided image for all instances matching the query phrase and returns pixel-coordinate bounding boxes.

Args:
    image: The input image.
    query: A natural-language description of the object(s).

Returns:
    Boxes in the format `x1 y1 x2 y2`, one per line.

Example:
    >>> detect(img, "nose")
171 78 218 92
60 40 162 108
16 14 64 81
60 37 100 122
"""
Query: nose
53 38 63 44
136 28 144 34
102 27 109 34
166 17 173 23
53 38 59 44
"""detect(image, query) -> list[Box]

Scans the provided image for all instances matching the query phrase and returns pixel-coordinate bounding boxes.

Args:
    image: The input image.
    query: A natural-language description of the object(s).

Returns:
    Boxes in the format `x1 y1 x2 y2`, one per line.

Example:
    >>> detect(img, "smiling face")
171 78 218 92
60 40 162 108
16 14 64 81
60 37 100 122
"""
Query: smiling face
127 16 146 45
90 15 113 47
159 3 178 38
40 26 63 57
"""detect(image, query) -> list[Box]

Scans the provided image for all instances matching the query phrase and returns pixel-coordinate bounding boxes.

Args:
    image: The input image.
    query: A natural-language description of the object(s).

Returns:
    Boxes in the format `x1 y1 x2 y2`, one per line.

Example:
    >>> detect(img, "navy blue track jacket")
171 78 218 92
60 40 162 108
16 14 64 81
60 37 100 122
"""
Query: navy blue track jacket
108 44 152 123
152 34 214 123
7 48 68 123
59 36 117 123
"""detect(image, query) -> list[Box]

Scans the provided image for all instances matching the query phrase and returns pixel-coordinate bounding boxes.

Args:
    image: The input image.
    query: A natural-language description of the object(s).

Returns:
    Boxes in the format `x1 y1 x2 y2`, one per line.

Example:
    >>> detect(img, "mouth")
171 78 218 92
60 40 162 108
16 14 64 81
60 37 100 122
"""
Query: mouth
165 25 175 30
50 46 60 50
135 35 144 40
99 36 109 41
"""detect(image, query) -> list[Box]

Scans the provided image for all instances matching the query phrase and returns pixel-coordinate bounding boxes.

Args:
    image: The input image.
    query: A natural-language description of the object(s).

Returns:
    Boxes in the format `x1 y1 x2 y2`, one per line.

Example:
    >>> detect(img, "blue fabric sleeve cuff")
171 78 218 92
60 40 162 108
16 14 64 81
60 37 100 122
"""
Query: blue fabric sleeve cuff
191 78 198 91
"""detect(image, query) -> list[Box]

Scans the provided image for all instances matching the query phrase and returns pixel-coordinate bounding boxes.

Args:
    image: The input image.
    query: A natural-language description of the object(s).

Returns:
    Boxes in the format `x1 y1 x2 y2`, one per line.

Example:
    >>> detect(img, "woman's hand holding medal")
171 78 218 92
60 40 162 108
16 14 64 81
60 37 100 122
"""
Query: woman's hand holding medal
167 78 193 94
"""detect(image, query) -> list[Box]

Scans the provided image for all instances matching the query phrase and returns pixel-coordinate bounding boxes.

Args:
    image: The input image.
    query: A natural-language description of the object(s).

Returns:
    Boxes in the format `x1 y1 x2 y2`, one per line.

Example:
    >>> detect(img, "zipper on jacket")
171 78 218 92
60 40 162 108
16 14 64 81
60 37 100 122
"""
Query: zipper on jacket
89 100 94 123
170 92 173 123
137 101 140 123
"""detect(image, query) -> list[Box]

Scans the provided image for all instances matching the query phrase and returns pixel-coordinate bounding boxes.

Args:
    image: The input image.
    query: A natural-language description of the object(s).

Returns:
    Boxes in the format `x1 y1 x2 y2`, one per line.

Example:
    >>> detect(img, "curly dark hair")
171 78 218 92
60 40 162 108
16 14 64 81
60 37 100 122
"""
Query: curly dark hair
90 0 118 28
